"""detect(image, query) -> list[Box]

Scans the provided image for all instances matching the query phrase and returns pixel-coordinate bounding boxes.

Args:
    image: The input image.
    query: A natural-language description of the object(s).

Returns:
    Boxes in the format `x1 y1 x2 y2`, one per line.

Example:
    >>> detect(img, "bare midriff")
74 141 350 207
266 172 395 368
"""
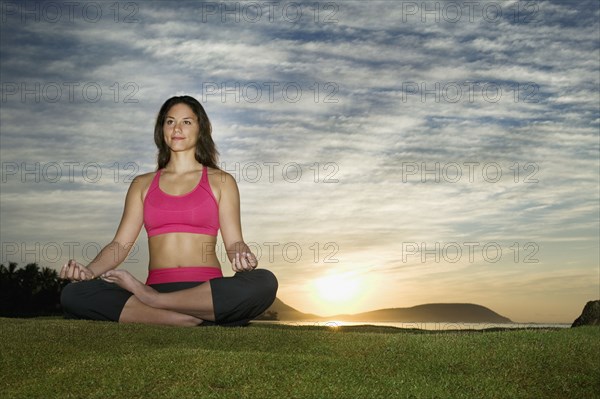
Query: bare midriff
148 232 221 270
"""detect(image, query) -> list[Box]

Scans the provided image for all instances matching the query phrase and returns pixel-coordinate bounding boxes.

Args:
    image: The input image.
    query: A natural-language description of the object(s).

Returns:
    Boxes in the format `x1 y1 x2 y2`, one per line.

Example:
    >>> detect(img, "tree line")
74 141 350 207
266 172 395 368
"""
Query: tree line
0 262 68 317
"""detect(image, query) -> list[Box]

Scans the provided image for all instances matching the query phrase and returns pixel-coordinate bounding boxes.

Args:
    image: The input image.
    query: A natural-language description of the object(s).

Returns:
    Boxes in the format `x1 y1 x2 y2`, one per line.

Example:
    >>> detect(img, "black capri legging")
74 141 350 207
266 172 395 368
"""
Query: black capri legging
60 269 278 327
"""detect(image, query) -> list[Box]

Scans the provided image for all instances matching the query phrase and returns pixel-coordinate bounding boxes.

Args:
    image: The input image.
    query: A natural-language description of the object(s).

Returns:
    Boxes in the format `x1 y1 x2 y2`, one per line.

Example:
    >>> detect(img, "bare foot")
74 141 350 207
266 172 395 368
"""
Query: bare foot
102 270 159 307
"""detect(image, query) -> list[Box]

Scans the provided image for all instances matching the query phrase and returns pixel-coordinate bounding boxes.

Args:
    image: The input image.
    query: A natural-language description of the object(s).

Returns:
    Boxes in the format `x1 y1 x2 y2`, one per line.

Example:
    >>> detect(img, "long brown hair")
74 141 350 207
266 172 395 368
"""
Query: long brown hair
153 96 219 170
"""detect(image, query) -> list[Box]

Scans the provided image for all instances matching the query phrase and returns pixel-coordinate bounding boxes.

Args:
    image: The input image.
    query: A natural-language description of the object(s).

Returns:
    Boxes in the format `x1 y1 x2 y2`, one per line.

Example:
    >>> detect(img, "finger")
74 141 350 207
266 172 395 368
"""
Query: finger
233 252 242 272
66 265 76 280
232 253 240 272
241 252 251 271
245 253 255 270
245 252 256 269
79 269 88 281
246 253 257 268
71 260 84 279
100 271 117 282
67 260 78 279
72 264 84 281
240 253 251 271
63 260 76 277
60 263 69 279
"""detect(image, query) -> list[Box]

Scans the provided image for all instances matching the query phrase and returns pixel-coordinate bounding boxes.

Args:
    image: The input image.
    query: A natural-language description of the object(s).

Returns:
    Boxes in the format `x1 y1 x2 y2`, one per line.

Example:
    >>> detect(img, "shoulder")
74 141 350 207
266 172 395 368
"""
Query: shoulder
127 170 158 198
132 170 157 186
207 167 237 188
206 167 239 200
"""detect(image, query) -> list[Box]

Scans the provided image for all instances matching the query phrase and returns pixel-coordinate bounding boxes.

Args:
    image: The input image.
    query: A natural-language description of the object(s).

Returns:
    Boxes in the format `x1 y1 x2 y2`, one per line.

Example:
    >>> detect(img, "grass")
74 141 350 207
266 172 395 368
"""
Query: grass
1 317 598 399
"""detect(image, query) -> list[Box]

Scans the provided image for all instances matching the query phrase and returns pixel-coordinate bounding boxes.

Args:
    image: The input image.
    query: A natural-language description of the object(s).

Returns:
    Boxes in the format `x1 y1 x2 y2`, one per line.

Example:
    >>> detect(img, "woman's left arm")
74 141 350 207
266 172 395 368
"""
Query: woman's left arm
216 170 258 272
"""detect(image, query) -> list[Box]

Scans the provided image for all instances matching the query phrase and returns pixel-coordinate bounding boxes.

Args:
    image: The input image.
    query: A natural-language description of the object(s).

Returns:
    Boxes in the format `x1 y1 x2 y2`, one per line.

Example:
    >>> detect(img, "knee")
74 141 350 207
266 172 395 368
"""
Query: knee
213 269 279 325
235 269 278 304
253 269 278 301
246 269 278 314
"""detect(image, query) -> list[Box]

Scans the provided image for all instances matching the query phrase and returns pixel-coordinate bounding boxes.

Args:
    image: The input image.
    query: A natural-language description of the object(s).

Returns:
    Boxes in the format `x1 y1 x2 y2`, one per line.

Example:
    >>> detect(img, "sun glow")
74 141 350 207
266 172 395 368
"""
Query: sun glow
314 273 360 303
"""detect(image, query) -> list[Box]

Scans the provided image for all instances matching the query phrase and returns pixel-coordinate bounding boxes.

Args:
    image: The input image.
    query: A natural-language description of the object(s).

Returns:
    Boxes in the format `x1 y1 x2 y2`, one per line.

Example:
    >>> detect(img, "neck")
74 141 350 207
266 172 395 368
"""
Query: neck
165 152 202 174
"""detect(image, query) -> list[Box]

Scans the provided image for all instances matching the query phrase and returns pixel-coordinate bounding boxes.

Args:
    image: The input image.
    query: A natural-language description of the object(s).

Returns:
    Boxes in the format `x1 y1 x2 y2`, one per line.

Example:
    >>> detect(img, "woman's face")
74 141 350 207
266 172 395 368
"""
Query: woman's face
163 103 200 152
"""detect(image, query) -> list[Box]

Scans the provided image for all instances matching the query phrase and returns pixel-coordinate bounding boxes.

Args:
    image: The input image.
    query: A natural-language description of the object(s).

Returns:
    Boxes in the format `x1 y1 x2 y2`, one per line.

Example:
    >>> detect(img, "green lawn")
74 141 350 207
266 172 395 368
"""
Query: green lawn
1 317 598 399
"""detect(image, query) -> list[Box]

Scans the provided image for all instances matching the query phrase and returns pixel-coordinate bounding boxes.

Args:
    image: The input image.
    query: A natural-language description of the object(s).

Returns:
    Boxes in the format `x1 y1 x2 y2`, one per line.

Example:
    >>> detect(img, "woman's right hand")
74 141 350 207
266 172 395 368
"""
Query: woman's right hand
60 259 95 282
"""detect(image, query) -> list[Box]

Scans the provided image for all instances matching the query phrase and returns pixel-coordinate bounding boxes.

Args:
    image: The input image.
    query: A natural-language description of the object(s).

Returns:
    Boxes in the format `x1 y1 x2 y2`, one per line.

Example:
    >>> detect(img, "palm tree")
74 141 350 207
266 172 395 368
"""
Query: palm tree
0 262 66 317
0 262 18 279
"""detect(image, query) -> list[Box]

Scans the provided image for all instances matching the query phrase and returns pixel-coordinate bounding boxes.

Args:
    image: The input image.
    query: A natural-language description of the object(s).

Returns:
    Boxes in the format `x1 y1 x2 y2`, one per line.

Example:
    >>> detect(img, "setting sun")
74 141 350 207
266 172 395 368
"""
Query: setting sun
314 273 360 303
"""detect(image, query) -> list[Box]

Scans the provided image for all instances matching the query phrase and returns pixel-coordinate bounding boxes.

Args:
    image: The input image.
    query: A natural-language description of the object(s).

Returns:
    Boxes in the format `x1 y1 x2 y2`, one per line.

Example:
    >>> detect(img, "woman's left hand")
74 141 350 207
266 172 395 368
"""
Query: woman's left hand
232 250 258 272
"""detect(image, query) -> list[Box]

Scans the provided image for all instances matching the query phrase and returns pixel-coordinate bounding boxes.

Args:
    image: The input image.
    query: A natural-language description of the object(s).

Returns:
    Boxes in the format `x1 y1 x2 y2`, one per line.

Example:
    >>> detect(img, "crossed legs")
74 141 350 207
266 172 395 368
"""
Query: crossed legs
102 270 217 323
61 268 278 327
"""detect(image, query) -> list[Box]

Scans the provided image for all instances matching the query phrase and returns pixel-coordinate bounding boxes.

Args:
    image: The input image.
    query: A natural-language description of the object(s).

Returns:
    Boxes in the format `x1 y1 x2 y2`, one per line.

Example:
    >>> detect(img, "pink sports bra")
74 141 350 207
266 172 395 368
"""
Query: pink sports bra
143 166 220 237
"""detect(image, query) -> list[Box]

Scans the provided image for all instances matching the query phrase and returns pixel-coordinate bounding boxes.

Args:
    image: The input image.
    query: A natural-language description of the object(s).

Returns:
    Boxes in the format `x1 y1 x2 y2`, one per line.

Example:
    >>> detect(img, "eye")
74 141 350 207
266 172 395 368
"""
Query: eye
165 120 173 125
184 120 192 125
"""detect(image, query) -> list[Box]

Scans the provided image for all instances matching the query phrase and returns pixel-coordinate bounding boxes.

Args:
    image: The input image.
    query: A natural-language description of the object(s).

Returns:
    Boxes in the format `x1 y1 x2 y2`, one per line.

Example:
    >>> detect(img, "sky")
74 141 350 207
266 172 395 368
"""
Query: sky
0 0 598 323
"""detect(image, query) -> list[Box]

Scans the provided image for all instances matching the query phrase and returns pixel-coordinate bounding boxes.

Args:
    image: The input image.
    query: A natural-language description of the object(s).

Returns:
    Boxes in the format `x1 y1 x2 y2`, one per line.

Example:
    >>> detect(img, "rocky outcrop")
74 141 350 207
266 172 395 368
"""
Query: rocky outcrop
265 299 512 323
328 303 512 323
571 300 600 327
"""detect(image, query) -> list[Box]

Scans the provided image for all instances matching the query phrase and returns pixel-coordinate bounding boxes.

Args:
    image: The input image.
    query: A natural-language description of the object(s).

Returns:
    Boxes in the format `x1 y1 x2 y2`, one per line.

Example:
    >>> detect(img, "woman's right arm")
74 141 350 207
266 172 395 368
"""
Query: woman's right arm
61 174 146 281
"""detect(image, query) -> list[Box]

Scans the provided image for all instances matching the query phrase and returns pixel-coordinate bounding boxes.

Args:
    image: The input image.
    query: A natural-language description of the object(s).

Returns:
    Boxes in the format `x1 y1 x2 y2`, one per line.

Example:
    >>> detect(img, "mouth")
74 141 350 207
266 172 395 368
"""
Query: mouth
171 137 185 141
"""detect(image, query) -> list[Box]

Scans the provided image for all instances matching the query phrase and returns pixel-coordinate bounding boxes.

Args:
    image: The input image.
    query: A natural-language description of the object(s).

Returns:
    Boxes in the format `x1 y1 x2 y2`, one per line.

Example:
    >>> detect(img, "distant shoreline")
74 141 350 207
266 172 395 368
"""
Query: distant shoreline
251 320 572 331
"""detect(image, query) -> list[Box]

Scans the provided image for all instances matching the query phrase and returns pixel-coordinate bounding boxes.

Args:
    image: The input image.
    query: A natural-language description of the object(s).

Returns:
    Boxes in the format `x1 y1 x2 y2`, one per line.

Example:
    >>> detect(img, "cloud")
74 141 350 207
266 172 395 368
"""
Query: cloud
1 0 598 322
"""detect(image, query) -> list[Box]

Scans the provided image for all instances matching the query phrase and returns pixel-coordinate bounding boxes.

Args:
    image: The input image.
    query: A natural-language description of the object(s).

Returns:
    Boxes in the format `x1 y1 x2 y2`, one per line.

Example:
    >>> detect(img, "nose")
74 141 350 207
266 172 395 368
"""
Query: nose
173 121 182 133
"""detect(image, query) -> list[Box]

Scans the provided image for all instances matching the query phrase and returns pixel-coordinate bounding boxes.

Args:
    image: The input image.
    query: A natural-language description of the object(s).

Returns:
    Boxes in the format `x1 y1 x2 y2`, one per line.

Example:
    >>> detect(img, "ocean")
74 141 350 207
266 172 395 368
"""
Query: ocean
252 320 571 330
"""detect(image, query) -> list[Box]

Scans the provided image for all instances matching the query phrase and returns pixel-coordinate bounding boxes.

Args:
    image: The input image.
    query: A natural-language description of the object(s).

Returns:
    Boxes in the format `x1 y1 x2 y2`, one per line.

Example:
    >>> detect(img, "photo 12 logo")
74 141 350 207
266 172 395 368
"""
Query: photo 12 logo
1 1 140 24
201 241 340 264
202 81 339 104
401 241 540 264
219 161 340 184
1 82 140 104
1 241 142 266
399 1 540 24
197 2 339 24
400 81 539 104
400 162 540 184
1 162 140 184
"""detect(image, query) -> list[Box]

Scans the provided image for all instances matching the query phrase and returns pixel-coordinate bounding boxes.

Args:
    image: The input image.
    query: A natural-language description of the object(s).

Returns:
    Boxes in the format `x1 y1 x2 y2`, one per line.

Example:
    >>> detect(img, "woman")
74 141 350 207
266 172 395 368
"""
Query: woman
60 96 278 327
